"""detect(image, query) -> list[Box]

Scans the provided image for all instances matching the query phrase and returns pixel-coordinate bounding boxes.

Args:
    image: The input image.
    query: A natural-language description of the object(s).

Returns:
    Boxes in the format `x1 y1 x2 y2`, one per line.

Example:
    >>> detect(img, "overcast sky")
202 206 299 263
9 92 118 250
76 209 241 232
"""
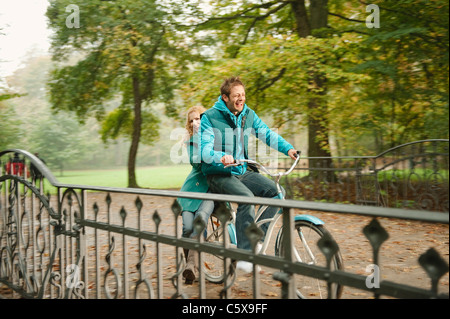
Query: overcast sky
0 0 52 77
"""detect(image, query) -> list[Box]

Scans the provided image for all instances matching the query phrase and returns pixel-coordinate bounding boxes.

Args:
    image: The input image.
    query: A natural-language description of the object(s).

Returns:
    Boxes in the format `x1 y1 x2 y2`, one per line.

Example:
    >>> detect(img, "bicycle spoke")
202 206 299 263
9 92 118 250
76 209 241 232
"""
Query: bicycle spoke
277 220 344 299
202 216 227 283
298 228 317 264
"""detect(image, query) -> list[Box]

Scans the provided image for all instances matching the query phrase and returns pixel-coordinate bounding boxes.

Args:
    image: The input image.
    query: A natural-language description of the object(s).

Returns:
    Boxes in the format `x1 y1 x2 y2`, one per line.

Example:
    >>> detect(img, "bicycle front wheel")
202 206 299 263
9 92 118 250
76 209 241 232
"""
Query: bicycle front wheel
275 220 344 299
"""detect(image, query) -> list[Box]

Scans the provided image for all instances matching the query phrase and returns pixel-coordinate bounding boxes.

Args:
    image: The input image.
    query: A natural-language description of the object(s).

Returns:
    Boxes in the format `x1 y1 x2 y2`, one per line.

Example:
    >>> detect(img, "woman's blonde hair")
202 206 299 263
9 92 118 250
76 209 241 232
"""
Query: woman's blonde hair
185 105 206 137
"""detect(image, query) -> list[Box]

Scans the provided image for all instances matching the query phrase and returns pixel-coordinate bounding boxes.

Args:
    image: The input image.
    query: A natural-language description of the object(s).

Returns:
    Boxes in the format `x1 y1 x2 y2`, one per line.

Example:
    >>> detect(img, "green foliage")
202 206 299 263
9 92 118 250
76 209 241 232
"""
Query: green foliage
184 0 449 155
29 0 449 166
0 103 22 150
100 106 160 144
46 0 200 186
347 0 449 148
29 111 95 171
46 0 195 134
183 33 368 134
0 93 23 101
0 80 24 149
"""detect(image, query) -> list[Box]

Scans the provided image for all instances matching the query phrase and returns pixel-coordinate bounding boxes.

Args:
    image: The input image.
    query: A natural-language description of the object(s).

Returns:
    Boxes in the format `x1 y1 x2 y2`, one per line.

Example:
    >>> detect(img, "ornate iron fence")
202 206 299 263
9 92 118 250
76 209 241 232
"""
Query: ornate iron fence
0 148 448 299
279 140 449 212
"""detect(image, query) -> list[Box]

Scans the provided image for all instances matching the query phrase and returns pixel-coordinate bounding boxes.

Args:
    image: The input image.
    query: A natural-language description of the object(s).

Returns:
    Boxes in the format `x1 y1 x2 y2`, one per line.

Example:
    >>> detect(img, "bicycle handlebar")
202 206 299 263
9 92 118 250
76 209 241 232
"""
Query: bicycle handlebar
225 151 301 177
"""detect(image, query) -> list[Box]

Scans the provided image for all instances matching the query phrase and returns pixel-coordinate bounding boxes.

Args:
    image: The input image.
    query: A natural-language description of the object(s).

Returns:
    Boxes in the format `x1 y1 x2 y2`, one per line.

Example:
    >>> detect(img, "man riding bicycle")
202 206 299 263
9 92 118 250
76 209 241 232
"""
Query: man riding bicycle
199 76 299 273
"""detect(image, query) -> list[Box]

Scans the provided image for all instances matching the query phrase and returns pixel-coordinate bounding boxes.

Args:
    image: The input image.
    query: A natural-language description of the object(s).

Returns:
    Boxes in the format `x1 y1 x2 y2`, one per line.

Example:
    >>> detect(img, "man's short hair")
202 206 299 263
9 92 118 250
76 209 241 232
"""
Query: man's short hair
220 76 245 97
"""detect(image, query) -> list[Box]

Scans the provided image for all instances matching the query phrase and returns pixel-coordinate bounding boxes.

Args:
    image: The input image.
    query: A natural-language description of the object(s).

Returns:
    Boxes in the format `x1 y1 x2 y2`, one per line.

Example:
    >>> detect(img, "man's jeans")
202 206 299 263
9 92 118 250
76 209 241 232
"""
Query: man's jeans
206 170 282 251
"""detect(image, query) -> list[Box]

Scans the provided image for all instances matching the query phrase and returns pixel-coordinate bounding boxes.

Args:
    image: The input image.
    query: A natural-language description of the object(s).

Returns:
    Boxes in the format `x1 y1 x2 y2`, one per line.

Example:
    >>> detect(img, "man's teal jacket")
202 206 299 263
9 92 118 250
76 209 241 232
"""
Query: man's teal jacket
200 96 294 176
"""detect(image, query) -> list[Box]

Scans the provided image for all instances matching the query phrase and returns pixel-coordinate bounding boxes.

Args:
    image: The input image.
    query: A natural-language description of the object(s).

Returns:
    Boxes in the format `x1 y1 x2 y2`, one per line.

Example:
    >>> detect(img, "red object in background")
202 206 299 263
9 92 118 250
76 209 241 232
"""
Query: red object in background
5 161 26 176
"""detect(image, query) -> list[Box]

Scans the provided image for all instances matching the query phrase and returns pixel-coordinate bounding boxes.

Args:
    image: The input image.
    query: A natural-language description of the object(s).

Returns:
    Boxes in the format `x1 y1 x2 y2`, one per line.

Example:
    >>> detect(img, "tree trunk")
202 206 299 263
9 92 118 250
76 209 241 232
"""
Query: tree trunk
309 0 328 30
128 76 143 188
290 0 311 38
291 0 333 179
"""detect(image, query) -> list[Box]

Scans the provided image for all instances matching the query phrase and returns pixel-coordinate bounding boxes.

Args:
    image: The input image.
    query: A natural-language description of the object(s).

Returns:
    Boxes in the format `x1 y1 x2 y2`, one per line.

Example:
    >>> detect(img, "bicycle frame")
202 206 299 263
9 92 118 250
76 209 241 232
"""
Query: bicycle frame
225 153 325 256
203 154 343 298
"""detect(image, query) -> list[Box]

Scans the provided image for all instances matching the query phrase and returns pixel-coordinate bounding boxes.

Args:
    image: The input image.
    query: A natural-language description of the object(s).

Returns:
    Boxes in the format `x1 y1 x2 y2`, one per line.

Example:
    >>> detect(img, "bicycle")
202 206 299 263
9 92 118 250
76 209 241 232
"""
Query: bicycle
200 152 344 299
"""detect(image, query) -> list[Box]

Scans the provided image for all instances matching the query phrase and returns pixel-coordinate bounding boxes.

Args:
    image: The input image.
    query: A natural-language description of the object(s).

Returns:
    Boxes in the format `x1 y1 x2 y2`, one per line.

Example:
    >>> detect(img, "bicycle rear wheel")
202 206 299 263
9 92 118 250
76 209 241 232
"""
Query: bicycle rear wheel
275 220 344 299
202 215 233 284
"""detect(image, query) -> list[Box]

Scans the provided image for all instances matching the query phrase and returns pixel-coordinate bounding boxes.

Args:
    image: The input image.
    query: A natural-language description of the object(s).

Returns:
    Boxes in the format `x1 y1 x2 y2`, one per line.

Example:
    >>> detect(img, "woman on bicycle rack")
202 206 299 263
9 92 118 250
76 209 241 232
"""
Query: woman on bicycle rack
177 105 215 284
199 76 299 273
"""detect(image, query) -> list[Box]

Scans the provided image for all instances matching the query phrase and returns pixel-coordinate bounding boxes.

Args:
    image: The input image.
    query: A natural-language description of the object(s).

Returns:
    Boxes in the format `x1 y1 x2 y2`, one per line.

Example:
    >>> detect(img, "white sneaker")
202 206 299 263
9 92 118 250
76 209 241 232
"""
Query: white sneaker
236 261 253 273
235 244 264 274
255 242 263 254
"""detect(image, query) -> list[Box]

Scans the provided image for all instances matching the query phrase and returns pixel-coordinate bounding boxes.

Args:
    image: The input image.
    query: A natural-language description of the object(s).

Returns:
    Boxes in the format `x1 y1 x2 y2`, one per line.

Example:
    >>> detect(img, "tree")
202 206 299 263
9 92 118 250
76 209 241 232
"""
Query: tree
0 102 22 150
46 0 194 187
29 111 94 175
1 23 23 146
349 0 449 148
184 0 348 159
0 57 24 149
183 0 449 156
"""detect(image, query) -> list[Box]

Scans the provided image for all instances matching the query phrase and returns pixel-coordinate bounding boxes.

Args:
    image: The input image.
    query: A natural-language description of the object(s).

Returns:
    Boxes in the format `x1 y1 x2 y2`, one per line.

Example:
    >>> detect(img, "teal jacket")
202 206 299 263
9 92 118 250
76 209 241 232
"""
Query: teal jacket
200 96 294 175
177 135 209 213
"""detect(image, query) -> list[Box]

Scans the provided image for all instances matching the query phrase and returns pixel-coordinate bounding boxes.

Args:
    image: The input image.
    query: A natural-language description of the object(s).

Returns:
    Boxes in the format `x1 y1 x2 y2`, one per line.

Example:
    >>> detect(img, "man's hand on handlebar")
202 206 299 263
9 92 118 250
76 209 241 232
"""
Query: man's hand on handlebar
288 149 300 160
222 149 299 168
221 154 235 166
222 150 300 176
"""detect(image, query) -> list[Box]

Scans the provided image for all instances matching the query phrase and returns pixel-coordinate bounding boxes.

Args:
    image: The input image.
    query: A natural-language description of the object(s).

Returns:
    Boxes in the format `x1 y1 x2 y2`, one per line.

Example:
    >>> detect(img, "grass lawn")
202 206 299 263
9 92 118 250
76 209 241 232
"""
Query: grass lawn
52 165 191 189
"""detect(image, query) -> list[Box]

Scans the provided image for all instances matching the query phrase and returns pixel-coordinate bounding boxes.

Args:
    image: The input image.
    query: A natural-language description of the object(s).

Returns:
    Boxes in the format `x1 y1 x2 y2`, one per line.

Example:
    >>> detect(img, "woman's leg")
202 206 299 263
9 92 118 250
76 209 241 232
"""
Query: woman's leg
190 199 215 238
181 211 194 238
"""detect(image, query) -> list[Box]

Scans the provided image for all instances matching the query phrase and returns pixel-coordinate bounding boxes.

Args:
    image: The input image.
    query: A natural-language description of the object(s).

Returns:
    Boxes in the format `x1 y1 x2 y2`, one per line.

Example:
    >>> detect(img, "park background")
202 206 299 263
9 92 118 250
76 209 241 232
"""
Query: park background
1 0 448 189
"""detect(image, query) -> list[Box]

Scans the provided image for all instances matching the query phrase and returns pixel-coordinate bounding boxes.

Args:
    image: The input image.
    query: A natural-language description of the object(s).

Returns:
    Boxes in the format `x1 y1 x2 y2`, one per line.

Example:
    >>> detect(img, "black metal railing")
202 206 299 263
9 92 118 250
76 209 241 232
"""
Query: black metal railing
0 147 448 299
277 140 449 212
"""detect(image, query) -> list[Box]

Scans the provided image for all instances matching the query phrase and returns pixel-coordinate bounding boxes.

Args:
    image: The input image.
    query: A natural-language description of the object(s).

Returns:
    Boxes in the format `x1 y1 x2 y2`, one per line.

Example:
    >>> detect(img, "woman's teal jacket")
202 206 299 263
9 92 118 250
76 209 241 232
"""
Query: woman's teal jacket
177 135 209 213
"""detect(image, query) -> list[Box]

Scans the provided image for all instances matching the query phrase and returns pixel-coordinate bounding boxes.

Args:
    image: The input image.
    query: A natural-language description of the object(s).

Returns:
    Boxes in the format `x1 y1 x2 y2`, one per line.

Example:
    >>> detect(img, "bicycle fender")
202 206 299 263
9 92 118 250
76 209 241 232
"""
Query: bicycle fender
227 223 237 245
294 214 325 225
274 193 283 199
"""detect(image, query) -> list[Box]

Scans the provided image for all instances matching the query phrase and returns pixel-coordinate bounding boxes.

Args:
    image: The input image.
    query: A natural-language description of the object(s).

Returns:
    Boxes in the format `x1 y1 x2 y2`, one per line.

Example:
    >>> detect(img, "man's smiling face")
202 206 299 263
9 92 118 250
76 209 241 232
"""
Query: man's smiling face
223 84 245 115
